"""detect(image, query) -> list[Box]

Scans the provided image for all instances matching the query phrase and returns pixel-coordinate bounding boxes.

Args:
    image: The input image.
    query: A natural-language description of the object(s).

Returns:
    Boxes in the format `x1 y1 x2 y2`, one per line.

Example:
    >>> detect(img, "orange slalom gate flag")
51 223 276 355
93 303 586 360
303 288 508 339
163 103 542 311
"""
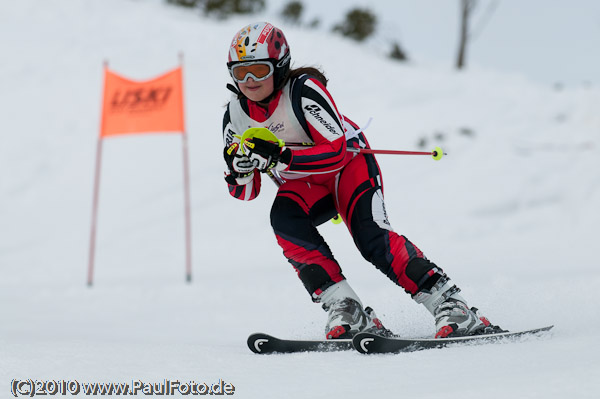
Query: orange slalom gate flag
100 67 184 137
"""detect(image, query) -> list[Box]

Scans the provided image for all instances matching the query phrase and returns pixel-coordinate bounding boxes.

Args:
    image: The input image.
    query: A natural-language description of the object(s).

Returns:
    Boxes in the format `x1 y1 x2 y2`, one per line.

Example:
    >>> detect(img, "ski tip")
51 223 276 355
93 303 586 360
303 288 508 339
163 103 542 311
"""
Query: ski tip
247 333 276 354
537 325 554 333
351 332 382 354
516 325 554 334
540 325 553 330
247 333 353 354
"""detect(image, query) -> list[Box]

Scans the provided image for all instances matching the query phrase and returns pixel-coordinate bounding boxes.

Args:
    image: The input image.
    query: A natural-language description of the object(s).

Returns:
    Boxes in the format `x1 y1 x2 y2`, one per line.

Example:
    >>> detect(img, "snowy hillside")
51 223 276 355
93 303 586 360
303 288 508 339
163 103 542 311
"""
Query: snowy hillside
1 0 599 398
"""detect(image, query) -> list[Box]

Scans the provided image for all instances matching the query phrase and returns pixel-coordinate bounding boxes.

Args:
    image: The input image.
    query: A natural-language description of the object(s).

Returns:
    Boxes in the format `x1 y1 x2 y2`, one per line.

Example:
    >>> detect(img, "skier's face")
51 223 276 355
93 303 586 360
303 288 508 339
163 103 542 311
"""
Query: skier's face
238 75 274 103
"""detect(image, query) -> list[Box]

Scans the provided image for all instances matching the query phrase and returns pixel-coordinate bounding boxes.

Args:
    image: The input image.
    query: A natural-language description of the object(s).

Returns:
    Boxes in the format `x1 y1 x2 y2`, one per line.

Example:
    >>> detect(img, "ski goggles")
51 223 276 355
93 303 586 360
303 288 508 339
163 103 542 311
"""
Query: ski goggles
229 61 274 83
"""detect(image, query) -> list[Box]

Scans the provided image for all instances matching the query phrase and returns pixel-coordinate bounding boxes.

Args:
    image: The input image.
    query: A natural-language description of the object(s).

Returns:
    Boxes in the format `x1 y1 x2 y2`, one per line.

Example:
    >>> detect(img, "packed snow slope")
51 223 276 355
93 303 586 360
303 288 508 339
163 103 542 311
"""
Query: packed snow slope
1 1 599 398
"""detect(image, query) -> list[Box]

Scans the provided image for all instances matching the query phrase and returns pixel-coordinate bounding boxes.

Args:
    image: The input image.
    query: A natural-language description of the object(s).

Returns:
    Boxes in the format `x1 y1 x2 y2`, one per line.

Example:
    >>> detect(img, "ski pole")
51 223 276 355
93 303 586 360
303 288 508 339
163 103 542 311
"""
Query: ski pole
347 147 445 159
238 127 446 160
284 142 446 161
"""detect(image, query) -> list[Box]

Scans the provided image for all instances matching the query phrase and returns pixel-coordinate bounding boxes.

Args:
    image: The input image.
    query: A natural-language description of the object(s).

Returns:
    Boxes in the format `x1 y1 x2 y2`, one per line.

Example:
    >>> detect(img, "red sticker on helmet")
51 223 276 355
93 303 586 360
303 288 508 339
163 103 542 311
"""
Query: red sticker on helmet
257 23 274 44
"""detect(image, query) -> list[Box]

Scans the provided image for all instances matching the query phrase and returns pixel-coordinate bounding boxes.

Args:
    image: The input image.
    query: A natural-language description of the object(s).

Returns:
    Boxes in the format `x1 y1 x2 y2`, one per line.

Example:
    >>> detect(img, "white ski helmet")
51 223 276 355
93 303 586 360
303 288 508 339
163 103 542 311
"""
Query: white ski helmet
227 22 291 89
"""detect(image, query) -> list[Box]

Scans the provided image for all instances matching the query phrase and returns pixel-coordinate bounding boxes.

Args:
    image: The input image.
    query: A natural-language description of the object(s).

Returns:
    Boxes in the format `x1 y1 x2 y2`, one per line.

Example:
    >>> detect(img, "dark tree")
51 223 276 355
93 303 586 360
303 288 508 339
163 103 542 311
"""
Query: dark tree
333 8 377 42
456 0 477 69
389 41 408 61
456 0 498 69
165 0 266 18
281 1 304 25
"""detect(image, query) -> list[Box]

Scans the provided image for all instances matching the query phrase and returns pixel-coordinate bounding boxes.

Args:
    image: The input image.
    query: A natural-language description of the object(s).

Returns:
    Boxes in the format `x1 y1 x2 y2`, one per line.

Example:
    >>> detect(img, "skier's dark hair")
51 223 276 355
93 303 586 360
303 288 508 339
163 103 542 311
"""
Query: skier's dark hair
283 66 328 88
258 67 327 103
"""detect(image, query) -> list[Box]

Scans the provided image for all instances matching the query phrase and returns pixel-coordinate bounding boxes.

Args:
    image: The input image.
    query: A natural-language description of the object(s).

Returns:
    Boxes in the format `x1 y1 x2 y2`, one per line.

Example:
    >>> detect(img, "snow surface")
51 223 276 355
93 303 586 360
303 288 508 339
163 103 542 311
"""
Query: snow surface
1 0 599 398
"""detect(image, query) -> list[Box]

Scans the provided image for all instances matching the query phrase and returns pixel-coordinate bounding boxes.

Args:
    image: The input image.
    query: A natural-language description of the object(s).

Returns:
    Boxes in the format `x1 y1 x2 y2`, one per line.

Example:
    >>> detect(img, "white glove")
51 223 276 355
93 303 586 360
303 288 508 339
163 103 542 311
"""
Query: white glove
224 170 255 186
224 142 255 174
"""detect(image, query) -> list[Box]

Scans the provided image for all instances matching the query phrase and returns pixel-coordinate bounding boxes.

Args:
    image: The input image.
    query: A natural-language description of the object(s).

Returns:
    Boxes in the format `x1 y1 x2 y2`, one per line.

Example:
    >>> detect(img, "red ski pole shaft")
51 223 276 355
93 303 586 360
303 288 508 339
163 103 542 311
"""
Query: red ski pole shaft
285 142 446 160
346 148 436 156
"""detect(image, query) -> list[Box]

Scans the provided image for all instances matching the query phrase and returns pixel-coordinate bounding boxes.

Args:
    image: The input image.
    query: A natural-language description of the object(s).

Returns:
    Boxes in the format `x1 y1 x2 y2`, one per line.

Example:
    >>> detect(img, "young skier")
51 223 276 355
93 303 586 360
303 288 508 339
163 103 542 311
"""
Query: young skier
222 22 502 339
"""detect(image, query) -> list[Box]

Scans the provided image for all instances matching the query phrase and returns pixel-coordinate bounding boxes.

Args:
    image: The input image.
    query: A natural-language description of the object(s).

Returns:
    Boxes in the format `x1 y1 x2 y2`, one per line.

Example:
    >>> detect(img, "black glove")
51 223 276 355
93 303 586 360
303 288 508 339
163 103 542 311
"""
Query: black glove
242 137 292 172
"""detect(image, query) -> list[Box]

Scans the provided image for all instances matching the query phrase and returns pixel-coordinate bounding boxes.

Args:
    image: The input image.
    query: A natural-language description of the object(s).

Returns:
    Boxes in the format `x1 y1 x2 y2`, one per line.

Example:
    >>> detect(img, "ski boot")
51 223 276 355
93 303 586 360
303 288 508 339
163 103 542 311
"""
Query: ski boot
316 280 391 339
413 274 504 338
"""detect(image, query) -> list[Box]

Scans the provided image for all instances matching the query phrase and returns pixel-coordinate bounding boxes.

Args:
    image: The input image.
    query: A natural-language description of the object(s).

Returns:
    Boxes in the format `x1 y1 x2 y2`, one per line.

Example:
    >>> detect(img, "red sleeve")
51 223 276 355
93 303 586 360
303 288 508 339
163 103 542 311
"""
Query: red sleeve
226 171 261 201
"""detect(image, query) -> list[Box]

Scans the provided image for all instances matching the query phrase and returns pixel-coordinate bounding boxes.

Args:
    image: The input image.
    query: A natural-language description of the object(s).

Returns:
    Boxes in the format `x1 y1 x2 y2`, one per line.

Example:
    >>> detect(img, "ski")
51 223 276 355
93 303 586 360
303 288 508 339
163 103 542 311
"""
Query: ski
247 333 352 354
352 325 554 354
